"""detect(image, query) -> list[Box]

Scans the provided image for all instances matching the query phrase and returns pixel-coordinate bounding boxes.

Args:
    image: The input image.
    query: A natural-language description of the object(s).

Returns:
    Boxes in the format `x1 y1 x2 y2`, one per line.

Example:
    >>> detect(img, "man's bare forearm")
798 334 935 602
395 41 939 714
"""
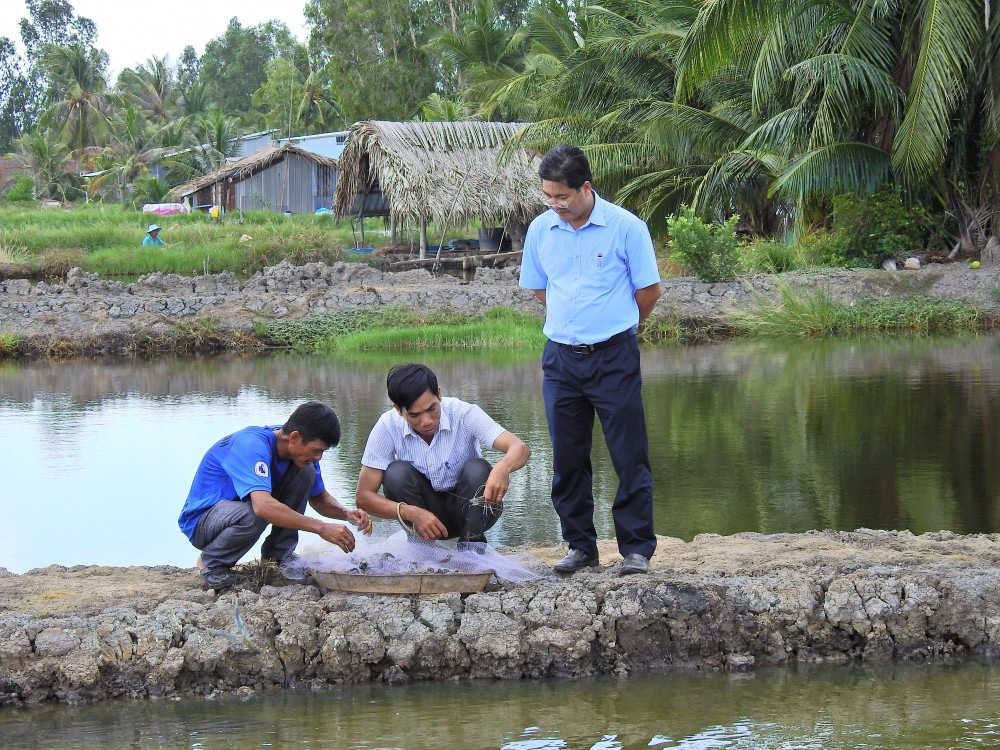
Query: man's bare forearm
635 283 662 324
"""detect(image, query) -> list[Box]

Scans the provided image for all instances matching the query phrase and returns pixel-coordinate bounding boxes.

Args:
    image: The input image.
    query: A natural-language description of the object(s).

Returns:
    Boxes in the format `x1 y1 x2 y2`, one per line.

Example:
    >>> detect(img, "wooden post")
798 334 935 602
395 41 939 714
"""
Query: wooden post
419 214 428 259
359 216 366 246
390 215 398 243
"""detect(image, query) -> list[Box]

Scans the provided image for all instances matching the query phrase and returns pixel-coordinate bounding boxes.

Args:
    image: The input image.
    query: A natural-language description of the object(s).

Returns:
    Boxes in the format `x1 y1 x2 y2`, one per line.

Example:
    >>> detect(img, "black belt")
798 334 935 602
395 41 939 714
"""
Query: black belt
556 327 637 354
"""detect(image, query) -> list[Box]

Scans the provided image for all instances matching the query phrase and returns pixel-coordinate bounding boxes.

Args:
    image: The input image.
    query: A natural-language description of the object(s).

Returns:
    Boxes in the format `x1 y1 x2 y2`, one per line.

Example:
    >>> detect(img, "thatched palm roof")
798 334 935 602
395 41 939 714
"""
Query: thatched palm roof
171 143 338 199
333 120 545 226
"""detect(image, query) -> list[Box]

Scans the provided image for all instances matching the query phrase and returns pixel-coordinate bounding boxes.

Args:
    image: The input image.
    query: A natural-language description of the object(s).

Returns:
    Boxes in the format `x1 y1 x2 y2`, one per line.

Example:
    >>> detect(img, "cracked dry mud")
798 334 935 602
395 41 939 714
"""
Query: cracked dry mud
2 529 999 706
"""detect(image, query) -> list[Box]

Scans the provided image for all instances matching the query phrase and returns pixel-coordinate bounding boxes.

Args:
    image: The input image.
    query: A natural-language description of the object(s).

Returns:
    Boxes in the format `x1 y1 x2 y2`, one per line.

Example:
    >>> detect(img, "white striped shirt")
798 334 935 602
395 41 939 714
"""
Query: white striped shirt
361 397 506 490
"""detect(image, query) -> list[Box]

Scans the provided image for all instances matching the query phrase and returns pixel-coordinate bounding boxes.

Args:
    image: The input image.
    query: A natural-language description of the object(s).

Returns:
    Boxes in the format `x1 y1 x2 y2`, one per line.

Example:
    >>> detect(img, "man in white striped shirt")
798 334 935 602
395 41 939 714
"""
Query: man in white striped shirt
355 363 531 543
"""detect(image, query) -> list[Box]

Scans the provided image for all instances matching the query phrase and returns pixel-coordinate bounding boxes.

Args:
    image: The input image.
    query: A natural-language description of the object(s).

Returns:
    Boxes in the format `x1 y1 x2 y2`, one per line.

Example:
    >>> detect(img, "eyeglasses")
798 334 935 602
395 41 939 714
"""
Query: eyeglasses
543 188 580 210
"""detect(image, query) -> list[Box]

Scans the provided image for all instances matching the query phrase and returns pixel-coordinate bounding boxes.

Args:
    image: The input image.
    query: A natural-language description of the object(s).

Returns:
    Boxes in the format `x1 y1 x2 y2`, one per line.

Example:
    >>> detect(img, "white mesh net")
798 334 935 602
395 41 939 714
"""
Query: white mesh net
285 527 546 585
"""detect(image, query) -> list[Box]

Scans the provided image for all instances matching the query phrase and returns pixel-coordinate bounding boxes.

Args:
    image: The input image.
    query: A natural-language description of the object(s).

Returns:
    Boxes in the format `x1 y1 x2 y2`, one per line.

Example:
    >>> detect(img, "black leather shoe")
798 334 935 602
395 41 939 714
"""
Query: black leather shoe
553 548 599 575
201 567 237 590
619 553 650 576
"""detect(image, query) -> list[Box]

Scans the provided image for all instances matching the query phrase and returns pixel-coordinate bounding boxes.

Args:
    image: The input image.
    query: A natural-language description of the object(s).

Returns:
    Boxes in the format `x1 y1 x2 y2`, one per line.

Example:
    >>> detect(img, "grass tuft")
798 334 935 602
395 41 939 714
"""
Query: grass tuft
0 333 21 356
729 283 983 337
639 316 686 344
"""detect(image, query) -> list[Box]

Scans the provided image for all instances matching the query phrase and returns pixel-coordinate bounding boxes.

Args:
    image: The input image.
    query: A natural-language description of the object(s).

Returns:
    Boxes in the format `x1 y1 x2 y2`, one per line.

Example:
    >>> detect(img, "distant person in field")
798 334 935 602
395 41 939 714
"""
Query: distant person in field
142 224 165 246
178 401 372 590
355 363 530 545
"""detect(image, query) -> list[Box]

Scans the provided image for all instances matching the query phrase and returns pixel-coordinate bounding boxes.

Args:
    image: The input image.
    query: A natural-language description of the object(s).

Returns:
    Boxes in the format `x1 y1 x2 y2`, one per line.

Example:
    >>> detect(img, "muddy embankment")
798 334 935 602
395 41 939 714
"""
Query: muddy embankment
3 261 1000 355
2 530 1000 707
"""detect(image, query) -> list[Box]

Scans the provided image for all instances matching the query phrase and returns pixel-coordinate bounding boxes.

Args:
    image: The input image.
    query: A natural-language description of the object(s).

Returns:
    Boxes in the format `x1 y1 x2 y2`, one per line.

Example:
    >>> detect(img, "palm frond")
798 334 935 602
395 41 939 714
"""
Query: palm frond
892 0 982 179
774 141 890 197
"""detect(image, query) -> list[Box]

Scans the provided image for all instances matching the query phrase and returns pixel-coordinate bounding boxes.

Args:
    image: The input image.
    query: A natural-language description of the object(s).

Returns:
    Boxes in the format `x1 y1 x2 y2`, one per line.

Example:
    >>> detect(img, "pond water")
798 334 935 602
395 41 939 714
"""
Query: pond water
2 335 1000 574
2 661 999 748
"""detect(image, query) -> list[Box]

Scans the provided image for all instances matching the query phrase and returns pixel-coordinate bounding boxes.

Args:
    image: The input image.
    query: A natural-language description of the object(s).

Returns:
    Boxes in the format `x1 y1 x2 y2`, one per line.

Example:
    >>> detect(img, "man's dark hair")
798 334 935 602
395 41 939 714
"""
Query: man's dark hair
538 145 593 189
283 401 341 446
387 363 439 410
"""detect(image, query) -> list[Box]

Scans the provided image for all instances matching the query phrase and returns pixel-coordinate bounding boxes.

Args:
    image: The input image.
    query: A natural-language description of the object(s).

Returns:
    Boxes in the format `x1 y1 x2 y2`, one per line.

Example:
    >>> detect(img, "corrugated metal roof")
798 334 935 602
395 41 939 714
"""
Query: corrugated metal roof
171 143 338 199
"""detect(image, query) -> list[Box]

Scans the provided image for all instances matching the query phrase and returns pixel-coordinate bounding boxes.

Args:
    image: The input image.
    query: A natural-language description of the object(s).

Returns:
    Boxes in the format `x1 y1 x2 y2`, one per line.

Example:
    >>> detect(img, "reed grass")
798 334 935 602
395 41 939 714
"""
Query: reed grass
729 283 984 337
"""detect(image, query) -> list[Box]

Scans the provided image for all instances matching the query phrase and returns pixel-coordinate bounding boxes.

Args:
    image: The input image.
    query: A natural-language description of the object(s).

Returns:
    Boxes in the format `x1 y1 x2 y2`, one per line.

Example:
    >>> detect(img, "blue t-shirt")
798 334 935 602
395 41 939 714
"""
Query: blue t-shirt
178 425 325 541
142 234 164 246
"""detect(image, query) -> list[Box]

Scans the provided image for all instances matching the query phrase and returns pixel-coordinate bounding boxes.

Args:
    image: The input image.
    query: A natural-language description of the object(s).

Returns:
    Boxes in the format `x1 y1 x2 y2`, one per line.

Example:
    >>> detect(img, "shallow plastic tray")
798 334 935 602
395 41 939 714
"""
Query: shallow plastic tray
312 570 493 594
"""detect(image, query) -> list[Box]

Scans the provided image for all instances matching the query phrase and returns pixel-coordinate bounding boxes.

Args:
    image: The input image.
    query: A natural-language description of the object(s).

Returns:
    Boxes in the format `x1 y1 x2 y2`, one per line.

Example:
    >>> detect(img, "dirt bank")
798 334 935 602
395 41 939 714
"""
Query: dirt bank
2 261 1000 356
2 529 999 707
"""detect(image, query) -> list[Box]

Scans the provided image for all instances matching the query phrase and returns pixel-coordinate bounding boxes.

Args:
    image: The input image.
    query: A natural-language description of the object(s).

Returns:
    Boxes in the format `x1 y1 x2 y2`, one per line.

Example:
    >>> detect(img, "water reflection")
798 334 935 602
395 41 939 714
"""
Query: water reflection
1 662 999 748
2 336 1000 573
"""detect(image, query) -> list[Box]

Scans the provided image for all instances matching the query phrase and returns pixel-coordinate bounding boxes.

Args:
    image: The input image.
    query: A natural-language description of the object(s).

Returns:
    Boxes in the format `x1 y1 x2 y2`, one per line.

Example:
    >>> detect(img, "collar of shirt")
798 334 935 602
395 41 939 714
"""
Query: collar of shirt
400 400 452 443
546 189 609 232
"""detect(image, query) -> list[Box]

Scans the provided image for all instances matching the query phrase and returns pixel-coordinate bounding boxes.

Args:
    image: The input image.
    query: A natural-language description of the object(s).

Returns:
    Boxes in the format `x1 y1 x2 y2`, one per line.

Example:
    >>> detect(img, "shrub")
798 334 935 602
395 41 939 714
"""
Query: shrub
667 206 740 282
824 188 930 267
739 238 803 274
3 176 34 203
794 229 841 267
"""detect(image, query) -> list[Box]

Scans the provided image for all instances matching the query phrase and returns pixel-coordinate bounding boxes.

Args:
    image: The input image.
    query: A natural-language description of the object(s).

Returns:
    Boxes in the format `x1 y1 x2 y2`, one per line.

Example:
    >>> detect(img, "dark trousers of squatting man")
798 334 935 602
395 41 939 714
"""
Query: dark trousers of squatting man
192 463 314 572
382 457 502 541
542 334 656 559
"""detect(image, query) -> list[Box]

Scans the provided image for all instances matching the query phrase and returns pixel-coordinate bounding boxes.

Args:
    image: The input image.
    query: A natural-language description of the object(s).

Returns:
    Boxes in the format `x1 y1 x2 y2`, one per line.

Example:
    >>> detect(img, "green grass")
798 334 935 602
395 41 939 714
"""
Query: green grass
0 204 480 277
729 284 984 337
263 306 693 352
638 316 686 344
0 333 21 355
264 306 547 352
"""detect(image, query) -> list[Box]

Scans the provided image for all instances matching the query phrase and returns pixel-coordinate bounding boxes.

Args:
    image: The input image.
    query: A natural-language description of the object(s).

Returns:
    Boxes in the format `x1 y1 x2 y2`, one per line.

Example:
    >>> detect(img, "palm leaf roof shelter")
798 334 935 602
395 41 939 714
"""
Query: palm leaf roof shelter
332 120 546 256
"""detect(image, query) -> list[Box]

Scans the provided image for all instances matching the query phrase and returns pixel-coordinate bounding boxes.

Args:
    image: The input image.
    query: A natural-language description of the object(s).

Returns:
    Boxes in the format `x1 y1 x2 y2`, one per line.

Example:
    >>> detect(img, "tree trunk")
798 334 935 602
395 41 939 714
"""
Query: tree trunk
948 183 974 257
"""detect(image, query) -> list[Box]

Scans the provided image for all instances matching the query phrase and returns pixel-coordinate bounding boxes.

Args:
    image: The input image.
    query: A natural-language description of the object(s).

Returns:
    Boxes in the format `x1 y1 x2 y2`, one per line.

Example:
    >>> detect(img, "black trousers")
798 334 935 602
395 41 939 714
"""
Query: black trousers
541 333 656 558
382 458 501 541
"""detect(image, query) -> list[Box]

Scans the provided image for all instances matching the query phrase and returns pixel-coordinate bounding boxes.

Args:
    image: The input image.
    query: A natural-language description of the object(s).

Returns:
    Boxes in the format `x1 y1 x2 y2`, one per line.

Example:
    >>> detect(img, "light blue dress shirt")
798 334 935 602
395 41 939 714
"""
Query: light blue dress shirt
519 191 661 345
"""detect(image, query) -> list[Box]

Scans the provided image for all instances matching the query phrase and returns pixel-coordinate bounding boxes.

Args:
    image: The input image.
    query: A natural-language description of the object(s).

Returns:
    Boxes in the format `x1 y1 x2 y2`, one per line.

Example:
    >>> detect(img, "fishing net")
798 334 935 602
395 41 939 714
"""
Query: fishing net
285 527 546 585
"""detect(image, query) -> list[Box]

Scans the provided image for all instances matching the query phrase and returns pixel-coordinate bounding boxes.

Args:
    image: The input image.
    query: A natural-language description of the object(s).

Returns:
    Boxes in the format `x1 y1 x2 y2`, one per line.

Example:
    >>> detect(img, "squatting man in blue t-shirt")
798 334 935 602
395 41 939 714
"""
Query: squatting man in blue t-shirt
355 363 531 544
178 401 372 590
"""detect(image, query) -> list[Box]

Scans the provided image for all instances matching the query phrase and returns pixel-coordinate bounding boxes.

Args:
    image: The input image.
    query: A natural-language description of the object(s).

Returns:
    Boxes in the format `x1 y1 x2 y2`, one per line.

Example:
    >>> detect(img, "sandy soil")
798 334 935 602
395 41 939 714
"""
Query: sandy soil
5 529 998 618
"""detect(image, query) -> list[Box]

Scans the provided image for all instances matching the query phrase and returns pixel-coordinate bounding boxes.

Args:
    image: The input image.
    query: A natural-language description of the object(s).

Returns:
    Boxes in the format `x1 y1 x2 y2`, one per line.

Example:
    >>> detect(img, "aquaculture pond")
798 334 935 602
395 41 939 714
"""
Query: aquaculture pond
3 335 1000 574
2 661 1000 748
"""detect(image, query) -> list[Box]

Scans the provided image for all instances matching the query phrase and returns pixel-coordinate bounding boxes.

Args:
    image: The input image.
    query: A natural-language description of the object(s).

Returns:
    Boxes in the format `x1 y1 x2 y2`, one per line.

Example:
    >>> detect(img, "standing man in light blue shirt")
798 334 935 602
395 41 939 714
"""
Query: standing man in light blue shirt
519 145 662 576
355 363 531 544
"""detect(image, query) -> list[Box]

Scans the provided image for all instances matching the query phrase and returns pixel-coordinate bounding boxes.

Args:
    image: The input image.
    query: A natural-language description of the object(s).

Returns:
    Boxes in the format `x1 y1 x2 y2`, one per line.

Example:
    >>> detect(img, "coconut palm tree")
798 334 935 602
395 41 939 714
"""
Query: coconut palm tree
39 43 112 157
118 55 176 121
181 79 210 117
671 0 994 242
18 128 85 201
179 109 244 177
296 72 343 132
429 0 528 106
88 105 177 200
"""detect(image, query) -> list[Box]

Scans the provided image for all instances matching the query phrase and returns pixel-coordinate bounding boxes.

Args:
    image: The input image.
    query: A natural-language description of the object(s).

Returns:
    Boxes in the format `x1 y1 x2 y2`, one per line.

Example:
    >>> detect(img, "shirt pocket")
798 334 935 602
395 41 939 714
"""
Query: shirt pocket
590 246 624 274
